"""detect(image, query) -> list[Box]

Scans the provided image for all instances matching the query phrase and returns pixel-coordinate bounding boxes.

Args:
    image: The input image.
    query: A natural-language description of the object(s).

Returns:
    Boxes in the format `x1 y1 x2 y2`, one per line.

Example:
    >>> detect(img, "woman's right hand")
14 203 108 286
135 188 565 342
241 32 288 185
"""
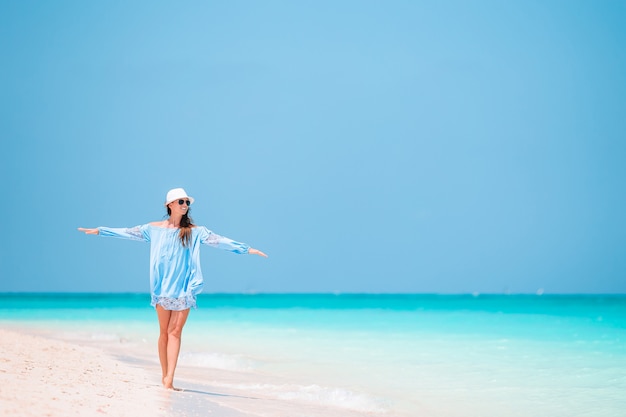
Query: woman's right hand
78 228 99 235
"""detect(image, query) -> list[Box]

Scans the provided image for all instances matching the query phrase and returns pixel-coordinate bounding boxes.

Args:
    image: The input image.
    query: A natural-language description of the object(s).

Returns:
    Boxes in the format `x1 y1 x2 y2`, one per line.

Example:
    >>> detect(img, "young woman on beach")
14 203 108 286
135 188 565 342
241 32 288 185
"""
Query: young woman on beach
78 188 267 390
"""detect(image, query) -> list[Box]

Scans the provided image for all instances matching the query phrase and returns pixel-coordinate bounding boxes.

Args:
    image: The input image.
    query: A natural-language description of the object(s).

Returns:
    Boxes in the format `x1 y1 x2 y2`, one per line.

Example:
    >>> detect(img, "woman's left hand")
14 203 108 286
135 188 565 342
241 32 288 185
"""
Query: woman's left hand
249 248 268 258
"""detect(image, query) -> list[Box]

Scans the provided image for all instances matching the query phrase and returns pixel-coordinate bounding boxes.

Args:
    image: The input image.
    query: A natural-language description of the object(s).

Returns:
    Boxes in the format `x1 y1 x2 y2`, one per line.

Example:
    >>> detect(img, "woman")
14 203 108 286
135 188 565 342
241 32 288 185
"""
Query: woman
78 187 267 390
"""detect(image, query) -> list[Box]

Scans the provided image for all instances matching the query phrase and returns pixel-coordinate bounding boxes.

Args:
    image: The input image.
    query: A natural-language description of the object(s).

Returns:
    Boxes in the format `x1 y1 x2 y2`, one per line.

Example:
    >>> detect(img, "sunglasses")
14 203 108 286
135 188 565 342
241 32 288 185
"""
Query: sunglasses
178 199 191 206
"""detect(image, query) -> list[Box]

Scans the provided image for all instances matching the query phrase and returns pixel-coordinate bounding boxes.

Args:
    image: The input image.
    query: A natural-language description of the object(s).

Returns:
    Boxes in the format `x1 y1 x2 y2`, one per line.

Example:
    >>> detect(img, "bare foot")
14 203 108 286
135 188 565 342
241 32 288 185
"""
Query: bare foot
162 376 184 391
162 378 184 391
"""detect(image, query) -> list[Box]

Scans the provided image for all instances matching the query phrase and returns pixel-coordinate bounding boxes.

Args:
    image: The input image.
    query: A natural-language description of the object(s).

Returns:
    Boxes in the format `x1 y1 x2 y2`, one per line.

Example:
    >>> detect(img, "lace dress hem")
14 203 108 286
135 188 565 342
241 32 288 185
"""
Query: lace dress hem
151 295 197 311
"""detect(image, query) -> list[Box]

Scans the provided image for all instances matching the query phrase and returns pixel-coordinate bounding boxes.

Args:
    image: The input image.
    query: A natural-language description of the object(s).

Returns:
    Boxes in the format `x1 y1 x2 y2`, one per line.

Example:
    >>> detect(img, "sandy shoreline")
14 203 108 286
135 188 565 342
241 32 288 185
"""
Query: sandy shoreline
0 326 385 417
0 328 168 417
0 327 328 417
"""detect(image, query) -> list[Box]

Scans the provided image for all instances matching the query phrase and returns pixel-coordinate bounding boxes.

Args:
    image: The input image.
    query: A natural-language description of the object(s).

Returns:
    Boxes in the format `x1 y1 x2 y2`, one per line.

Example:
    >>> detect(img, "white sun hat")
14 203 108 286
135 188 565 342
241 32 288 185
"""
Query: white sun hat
164 188 195 206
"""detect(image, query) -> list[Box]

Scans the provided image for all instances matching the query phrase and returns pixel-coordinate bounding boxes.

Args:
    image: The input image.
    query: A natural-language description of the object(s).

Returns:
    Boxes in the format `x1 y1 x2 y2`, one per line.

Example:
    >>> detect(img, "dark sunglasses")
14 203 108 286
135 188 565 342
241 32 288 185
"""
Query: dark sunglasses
178 199 191 206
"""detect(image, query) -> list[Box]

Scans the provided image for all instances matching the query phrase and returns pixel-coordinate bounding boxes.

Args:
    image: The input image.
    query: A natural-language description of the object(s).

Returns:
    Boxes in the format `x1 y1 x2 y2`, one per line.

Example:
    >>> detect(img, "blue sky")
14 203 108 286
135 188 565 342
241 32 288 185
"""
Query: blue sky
1 1 625 294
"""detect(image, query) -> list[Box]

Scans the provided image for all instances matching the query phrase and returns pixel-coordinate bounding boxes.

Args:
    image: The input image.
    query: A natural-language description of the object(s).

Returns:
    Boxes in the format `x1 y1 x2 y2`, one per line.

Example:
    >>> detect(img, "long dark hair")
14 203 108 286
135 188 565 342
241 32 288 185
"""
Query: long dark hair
166 207 195 247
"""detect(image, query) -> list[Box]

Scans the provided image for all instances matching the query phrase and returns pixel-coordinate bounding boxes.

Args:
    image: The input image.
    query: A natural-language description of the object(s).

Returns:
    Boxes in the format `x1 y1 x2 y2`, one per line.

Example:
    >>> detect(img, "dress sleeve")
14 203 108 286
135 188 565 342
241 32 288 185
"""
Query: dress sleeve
198 226 249 254
97 225 150 242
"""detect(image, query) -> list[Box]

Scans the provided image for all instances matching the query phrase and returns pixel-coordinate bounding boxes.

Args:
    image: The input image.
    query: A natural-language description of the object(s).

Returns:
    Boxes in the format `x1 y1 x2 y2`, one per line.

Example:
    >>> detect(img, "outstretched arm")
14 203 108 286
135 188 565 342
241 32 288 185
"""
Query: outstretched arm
198 227 267 257
248 248 268 258
78 226 148 242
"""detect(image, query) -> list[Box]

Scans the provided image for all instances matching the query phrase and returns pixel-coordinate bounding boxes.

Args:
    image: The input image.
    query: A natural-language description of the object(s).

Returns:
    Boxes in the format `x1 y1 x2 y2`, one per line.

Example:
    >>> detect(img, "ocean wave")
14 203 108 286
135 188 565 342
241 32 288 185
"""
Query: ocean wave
220 382 388 413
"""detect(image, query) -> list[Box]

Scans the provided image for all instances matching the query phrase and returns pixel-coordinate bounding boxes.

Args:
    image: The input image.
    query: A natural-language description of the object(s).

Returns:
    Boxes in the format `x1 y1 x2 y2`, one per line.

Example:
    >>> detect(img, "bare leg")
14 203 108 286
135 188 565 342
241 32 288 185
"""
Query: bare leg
157 306 171 382
156 305 190 390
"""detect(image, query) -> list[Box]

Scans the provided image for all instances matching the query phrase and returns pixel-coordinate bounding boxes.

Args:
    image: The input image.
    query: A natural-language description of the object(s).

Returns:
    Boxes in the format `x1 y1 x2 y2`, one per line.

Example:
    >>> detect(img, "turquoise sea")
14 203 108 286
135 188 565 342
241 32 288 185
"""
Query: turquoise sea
1 293 625 417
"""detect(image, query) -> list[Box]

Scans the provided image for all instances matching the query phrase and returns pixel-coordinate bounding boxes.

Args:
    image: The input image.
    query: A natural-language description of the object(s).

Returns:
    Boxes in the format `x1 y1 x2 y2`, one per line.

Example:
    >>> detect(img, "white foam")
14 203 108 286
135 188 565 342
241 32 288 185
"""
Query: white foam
277 384 388 413
218 382 388 413
179 351 255 372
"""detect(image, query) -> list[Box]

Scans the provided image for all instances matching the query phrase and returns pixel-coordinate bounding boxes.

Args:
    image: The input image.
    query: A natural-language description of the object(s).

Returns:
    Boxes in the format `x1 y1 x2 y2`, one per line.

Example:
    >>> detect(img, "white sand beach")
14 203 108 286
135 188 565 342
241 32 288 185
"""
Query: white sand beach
0 328 166 417
0 327 377 417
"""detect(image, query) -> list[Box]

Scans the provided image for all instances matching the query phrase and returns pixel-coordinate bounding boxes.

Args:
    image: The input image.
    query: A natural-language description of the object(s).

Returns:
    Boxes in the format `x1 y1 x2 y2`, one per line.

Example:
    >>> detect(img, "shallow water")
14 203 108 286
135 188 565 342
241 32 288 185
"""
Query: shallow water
1 293 625 416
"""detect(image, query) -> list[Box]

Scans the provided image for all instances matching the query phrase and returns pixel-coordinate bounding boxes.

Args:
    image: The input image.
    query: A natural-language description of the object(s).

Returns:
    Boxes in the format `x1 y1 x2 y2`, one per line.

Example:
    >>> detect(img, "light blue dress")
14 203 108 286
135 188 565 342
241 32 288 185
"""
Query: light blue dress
97 224 249 310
